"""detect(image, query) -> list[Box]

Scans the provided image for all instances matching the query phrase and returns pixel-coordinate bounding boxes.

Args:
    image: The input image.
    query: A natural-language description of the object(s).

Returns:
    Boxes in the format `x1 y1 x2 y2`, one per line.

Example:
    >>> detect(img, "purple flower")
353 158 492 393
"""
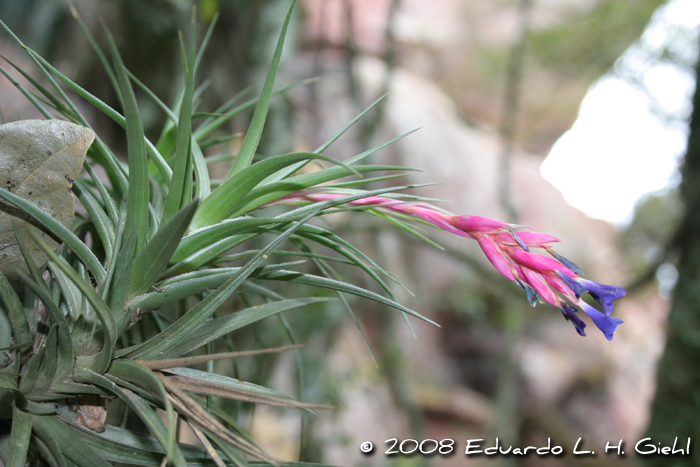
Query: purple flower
560 304 587 337
579 302 624 341
556 273 626 316
578 279 627 316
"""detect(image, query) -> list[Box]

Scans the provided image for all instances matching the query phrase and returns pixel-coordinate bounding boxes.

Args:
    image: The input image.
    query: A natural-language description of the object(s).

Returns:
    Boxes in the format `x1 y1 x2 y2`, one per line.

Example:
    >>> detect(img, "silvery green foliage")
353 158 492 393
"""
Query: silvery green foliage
0 4 434 466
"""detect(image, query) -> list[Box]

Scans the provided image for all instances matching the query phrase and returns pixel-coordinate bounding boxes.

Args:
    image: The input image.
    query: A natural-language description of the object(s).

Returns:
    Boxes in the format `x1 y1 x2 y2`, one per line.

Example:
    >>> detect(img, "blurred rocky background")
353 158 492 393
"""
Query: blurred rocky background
1 0 698 466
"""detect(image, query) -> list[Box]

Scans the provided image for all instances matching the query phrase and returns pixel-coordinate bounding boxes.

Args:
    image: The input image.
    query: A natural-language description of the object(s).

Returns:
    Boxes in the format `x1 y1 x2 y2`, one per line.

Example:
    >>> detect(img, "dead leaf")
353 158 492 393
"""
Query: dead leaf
0 120 95 279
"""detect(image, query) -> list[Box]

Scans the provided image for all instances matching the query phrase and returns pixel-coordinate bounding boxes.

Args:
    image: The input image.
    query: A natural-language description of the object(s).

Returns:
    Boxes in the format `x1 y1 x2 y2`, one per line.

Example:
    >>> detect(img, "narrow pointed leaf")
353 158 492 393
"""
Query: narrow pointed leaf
163 30 197 222
173 217 278 263
0 185 106 285
31 415 68 467
230 164 415 218
32 325 58 392
18 337 46 393
258 269 438 325
164 368 332 410
125 209 322 360
226 0 296 178
6 405 32 467
0 272 31 346
105 28 149 253
34 416 112 467
107 360 177 456
191 152 358 231
27 230 115 374
16 271 74 380
129 199 198 298
47 261 84 321
75 368 188 467
160 297 332 359
72 179 115 260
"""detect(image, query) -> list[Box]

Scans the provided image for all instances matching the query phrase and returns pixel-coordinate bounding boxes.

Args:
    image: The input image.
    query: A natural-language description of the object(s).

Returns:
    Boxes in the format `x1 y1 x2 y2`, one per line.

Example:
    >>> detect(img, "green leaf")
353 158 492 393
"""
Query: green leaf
0 52 70 117
72 179 115 261
18 335 46 393
104 205 134 315
163 367 331 410
191 137 211 201
0 373 26 415
0 271 31 346
0 181 106 285
5 405 32 467
67 5 119 99
75 368 188 467
105 28 149 253
0 22 129 193
88 424 216 459
66 424 175 466
31 415 68 467
33 416 112 467
47 261 84 321
370 209 445 249
0 62 52 119
163 26 197 223
172 217 279 263
260 93 390 186
258 269 438 325
229 164 414 218
32 325 59 392
193 80 312 141
191 152 358 231
125 264 302 316
27 230 115 374
0 120 95 279
107 360 177 456
160 298 332 359
129 199 198 299
23 43 173 187
124 208 323 360
82 163 119 225
329 173 409 188
292 239 379 361
0 300 12 353
205 432 249 467
225 0 296 178
16 270 74 382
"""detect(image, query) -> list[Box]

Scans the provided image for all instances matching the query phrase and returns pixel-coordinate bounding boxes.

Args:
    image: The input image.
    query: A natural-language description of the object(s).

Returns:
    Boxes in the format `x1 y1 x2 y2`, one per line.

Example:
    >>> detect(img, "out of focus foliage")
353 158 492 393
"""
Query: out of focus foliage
530 0 667 77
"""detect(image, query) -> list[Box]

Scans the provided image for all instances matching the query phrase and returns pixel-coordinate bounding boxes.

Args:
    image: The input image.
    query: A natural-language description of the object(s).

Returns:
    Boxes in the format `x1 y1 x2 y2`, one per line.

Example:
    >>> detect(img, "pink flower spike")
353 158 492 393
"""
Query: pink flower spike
454 215 519 233
474 235 517 282
520 268 558 306
408 207 472 238
546 273 579 302
510 248 576 277
494 232 561 248
274 188 627 340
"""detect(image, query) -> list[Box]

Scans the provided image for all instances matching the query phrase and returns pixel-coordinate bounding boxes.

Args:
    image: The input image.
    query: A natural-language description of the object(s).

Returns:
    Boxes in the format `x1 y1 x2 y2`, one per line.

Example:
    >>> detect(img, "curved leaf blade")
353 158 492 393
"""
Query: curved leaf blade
226 0 296 179
129 199 198 298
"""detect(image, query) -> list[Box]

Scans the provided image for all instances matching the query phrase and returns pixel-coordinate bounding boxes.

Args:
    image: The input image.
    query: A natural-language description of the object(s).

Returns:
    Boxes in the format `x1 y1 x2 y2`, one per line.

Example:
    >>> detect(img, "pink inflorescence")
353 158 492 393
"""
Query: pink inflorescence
277 190 625 340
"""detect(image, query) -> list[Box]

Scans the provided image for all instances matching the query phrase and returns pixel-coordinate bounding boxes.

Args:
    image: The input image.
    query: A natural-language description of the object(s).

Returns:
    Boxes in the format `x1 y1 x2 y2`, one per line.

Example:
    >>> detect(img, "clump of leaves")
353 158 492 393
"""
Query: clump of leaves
0 3 436 467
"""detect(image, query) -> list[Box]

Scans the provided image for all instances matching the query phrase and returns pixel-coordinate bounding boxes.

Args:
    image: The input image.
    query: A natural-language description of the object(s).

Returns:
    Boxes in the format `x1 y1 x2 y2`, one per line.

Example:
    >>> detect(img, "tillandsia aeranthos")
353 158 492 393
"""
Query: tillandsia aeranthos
272 190 626 341
0 1 626 467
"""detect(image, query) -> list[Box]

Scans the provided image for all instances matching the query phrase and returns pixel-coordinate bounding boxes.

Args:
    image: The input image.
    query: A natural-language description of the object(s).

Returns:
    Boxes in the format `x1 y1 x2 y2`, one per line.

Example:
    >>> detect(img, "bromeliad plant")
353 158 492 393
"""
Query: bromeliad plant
0 2 625 467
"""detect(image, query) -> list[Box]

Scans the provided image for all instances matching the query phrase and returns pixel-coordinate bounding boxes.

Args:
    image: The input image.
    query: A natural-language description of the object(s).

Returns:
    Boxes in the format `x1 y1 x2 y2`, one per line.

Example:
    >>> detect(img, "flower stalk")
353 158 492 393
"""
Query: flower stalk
274 189 625 340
